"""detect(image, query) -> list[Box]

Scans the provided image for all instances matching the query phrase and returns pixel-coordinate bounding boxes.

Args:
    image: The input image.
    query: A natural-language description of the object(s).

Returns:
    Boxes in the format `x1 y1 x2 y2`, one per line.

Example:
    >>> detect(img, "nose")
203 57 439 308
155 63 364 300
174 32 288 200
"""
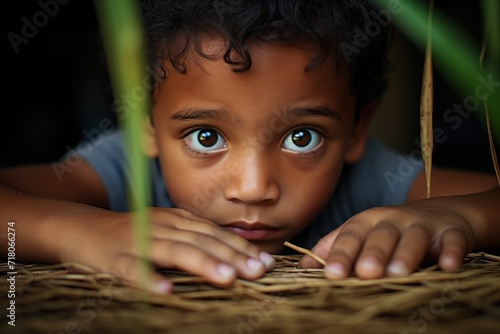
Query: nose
223 151 280 205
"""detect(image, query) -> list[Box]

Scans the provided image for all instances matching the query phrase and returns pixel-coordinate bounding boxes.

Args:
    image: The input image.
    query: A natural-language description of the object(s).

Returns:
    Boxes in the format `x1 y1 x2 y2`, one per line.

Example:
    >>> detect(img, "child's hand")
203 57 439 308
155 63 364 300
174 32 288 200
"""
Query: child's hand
63 208 274 293
298 199 476 279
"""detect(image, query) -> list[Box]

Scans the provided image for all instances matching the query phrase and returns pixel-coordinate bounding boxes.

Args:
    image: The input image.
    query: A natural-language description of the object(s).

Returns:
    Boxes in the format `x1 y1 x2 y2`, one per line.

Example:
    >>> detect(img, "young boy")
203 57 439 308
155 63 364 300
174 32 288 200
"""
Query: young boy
1 0 499 294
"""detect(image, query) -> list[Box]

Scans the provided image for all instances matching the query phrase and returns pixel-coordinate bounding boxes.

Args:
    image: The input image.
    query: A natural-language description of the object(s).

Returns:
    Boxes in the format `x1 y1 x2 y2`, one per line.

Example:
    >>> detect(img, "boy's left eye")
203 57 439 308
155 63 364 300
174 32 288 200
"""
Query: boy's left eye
185 128 227 152
282 128 322 153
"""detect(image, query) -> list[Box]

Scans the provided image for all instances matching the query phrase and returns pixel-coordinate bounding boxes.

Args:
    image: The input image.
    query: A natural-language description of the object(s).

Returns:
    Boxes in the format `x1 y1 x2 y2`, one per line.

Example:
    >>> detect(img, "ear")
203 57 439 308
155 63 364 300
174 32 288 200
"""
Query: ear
142 117 159 158
344 101 379 164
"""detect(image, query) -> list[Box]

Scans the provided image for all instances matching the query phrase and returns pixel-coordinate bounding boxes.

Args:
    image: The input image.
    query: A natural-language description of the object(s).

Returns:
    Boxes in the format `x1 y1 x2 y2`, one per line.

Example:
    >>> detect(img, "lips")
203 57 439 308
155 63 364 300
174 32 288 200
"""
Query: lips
222 221 279 241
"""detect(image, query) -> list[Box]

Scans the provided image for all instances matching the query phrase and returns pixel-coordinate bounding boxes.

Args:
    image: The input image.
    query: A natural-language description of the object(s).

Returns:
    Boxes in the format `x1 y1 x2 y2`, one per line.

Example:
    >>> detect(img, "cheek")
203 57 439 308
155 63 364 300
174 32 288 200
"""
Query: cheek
285 162 342 224
159 145 229 214
153 130 210 211
162 158 212 212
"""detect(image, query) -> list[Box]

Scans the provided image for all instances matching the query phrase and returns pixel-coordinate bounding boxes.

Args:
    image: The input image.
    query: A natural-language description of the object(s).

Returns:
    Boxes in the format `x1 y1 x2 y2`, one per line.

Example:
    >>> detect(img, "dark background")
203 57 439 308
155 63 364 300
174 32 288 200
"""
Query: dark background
1 0 498 174
2 0 115 168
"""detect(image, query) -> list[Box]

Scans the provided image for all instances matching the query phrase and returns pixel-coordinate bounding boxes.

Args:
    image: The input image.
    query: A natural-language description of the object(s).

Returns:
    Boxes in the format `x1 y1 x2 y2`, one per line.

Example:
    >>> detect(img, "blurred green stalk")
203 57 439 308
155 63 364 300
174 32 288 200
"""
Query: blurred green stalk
94 0 152 288
481 0 500 72
373 0 500 146
481 0 500 126
481 0 500 182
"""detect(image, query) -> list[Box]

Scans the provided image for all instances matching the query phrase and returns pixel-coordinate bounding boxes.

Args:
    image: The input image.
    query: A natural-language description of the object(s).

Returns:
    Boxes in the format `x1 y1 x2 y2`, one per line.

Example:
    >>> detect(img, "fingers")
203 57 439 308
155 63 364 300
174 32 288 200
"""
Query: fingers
109 254 173 294
152 240 239 283
150 274 174 294
438 228 468 271
153 209 272 268
353 223 400 279
298 229 339 269
322 222 466 280
386 224 431 276
323 222 433 280
146 209 274 284
303 200 472 280
323 227 365 279
109 232 267 294
323 222 401 279
150 232 268 281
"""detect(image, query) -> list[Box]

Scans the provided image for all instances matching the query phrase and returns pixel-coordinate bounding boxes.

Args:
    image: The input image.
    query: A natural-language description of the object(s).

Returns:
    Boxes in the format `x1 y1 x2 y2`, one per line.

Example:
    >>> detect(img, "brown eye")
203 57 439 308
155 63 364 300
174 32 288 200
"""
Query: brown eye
283 128 322 153
291 130 311 147
186 128 226 152
198 129 218 147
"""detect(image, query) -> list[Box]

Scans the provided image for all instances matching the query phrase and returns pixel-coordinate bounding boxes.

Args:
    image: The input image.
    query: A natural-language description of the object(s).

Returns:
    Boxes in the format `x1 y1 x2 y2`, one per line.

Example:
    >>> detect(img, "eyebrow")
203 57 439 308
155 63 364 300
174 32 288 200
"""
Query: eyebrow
170 108 237 122
169 105 341 123
283 106 341 121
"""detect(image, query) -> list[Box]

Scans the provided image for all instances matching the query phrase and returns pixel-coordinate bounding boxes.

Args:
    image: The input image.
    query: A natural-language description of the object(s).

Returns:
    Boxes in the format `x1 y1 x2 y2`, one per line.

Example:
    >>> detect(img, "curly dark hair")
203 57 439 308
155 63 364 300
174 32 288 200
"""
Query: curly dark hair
140 0 391 111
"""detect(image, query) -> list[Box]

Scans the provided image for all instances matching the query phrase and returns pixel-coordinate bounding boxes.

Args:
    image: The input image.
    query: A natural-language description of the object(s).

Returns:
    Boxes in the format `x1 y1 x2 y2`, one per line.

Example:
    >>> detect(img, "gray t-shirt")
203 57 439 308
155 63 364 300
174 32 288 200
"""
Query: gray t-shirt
73 131 423 252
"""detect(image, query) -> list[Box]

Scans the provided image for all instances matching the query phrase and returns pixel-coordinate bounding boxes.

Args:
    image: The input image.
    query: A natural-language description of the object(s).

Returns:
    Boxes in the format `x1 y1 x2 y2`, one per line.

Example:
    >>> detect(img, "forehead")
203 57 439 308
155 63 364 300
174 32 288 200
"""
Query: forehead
153 38 354 119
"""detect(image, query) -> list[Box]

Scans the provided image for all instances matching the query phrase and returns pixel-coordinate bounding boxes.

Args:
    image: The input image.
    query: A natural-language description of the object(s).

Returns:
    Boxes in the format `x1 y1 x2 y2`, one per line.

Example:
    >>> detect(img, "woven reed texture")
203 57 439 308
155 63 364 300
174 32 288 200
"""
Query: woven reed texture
1 253 499 334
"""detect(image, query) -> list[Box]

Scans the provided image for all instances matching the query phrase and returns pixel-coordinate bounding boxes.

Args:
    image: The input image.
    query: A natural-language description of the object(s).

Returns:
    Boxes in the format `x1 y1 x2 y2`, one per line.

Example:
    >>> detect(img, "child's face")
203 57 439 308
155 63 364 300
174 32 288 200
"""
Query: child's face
149 39 371 253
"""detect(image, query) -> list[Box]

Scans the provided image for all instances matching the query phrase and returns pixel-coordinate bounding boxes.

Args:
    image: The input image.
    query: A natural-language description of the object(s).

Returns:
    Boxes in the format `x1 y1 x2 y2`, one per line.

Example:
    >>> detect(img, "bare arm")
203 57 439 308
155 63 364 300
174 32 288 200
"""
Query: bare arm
0 159 112 262
407 167 499 201
0 162 273 292
0 182 111 263
440 187 500 250
0 158 109 209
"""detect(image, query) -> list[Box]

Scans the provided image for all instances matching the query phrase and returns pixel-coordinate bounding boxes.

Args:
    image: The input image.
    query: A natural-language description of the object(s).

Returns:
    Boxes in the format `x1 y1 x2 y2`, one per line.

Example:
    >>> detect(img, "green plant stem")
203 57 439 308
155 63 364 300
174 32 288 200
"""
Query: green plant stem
94 0 152 288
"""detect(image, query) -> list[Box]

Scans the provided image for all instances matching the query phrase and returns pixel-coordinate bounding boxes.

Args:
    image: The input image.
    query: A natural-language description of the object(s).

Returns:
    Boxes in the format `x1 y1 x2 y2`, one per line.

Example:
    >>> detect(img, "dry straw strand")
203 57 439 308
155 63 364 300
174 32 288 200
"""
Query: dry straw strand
283 241 327 266
1 253 500 334
420 0 434 198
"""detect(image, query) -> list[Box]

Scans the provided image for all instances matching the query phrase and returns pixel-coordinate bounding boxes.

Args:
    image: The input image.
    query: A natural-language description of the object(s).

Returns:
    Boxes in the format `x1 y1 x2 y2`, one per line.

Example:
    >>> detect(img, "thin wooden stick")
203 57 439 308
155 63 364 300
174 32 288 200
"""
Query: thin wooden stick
283 241 327 266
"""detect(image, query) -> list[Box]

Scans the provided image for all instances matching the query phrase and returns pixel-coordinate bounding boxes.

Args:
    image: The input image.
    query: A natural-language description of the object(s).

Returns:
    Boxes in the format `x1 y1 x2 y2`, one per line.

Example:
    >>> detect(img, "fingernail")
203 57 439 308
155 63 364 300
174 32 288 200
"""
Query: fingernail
387 260 408 276
440 254 458 270
325 262 346 278
259 252 275 268
153 281 172 294
358 256 378 272
217 263 236 280
246 258 264 272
